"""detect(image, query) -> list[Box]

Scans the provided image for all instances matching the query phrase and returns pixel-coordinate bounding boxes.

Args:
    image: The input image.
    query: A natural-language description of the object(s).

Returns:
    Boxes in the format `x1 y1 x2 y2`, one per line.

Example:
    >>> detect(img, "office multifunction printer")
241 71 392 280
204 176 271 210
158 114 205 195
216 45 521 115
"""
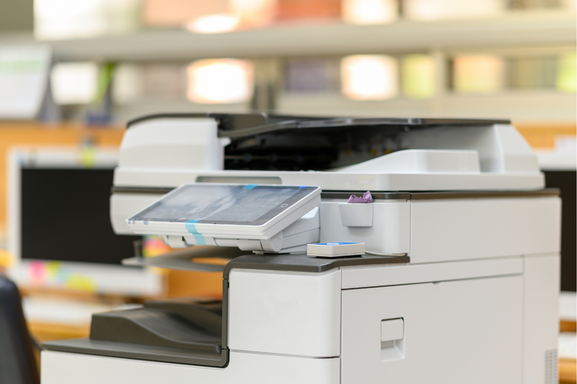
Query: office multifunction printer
42 114 561 384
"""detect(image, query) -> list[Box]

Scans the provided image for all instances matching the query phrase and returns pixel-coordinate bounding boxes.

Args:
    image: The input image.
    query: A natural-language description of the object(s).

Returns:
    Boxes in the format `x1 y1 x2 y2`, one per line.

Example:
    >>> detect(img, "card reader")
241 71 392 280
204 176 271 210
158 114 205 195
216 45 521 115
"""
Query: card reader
307 242 365 258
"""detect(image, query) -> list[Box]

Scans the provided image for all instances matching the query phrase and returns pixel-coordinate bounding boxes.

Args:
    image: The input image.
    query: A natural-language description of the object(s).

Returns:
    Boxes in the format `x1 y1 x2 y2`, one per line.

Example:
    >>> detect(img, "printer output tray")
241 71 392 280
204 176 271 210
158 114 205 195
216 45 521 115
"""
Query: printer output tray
43 299 229 367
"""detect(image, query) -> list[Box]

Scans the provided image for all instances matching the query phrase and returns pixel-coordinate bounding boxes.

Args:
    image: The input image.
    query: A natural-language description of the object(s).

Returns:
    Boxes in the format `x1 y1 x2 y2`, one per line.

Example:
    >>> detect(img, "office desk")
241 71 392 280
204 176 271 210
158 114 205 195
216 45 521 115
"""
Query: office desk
28 321 90 343
560 358 576 384
559 321 576 384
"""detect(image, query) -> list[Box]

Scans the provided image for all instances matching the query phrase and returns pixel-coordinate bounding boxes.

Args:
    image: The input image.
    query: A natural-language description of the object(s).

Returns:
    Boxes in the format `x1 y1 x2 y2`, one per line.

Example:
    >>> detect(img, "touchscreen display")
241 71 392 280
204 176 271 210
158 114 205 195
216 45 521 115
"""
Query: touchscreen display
129 184 318 226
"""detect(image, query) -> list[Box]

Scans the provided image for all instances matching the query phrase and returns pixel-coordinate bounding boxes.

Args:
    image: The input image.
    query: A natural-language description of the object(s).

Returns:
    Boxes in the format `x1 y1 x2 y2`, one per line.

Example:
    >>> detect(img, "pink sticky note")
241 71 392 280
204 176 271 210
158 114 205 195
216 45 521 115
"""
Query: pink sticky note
29 261 46 284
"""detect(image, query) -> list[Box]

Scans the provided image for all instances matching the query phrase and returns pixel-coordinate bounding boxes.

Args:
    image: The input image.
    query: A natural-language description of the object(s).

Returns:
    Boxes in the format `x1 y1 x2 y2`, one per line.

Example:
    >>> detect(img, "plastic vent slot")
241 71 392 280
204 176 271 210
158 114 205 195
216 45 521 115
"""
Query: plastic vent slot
545 349 558 384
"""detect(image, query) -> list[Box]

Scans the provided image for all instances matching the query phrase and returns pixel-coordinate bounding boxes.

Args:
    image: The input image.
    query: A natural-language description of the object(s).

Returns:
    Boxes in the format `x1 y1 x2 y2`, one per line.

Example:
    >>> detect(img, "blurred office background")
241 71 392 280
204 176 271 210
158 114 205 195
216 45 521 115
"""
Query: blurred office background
0 1 575 380
0 0 574 123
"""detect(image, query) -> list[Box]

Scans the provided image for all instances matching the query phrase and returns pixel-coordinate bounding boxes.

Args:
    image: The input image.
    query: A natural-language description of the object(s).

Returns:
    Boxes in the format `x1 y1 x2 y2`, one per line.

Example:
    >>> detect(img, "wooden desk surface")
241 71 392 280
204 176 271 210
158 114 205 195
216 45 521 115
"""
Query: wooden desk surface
560 358 577 384
28 321 90 343
560 321 577 384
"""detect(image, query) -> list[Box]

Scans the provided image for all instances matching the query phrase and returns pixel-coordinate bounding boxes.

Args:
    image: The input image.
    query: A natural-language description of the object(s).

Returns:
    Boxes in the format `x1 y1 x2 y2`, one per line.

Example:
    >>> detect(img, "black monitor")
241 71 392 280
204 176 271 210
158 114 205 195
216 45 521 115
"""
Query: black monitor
544 170 576 293
7 148 163 296
21 168 139 265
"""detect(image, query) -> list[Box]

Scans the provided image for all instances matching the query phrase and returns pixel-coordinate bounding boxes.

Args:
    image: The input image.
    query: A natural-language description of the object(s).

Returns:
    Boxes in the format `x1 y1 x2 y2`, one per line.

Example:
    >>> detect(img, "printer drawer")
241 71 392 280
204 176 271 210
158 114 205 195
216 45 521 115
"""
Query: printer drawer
341 275 523 384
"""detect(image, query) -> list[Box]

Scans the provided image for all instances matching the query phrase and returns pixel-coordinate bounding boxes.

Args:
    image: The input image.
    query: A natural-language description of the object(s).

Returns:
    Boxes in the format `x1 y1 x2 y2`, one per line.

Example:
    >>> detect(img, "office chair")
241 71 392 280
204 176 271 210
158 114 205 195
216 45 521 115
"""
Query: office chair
0 276 40 384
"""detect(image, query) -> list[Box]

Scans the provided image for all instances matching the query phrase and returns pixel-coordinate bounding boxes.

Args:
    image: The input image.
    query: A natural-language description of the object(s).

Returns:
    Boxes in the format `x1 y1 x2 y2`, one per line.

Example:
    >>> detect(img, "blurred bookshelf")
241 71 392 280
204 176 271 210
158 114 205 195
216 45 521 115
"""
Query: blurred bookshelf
0 10 573 61
0 2 574 124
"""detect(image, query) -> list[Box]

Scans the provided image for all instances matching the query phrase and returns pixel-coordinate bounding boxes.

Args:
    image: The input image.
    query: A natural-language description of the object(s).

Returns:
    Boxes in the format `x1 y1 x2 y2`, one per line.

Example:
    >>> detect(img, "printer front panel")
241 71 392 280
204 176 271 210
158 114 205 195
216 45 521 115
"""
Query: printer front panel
228 269 341 358
319 200 410 255
320 195 560 263
410 196 561 263
42 349 341 384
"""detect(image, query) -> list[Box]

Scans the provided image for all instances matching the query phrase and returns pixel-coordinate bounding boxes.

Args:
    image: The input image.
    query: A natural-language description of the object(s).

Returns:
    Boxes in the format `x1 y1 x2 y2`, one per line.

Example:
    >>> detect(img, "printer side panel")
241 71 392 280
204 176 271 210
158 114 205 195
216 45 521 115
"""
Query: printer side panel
523 254 560 384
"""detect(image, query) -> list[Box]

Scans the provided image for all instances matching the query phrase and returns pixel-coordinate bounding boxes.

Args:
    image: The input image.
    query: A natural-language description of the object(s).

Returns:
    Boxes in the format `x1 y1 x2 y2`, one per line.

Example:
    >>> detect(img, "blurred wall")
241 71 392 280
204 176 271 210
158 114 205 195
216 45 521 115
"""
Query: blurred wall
0 0 33 32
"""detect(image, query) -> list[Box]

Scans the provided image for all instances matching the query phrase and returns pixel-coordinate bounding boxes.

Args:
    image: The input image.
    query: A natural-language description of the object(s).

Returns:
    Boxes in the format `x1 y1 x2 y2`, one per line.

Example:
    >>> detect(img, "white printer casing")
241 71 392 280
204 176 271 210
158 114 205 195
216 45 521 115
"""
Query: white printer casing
42 115 560 384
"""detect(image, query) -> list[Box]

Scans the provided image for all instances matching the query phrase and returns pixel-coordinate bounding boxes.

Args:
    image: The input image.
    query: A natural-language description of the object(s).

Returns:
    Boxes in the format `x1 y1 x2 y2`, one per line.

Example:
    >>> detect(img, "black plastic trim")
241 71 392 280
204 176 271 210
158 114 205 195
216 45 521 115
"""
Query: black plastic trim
223 254 410 280
125 113 510 141
113 186 559 200
408 189 559 199
112 186 174 195
43 338 229 367
126 113 217 128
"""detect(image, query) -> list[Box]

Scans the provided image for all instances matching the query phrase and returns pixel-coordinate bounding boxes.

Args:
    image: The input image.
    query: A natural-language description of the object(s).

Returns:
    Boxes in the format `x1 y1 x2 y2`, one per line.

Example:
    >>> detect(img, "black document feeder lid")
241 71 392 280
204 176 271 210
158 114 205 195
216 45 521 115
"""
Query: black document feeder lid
127 114 509 171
